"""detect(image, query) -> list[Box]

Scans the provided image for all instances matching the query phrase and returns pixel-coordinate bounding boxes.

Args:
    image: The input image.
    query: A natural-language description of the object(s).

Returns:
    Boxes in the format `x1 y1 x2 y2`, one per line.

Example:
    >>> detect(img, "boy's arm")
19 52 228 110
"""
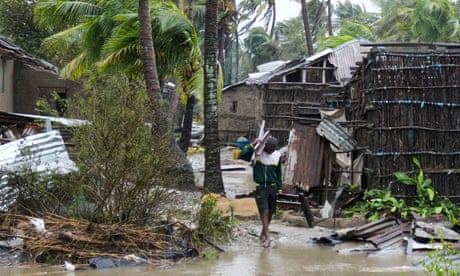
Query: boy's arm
238 143 255 162
276 157 282 192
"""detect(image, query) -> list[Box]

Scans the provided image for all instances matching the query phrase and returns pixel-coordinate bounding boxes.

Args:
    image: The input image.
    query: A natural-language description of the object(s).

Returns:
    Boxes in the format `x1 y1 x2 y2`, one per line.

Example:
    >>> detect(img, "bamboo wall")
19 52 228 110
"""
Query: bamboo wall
262 83 344 146
349 45 460 202
219 82 343 145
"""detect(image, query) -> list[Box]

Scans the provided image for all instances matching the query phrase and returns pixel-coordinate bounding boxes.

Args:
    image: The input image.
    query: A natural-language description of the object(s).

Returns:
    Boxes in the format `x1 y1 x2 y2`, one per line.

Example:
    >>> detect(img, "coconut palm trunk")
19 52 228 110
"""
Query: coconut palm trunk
203 0 225 195
138 0 161 109
138 0 196 190
327 0 333 36
301 0 314 55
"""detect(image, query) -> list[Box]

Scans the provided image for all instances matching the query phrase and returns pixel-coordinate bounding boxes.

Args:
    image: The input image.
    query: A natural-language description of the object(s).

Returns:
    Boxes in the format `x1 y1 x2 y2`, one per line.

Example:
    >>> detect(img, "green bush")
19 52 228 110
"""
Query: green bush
346 188 408 221
197 194 238 242
66 76 183 225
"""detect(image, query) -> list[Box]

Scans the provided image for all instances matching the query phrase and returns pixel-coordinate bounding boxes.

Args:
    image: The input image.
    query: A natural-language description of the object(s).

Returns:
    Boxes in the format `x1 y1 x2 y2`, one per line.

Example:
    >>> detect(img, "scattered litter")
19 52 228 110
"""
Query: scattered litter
29 217 46 233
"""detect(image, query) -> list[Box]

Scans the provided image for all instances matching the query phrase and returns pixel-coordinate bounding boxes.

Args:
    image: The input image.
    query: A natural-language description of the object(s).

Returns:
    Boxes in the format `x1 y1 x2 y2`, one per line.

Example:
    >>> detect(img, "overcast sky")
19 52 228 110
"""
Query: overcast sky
276 0 380 22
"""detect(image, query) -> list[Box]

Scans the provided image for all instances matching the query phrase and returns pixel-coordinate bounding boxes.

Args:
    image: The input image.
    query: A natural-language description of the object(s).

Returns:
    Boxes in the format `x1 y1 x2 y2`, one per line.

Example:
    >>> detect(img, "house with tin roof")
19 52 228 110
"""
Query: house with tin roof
218 38 370 146
0 35 81 114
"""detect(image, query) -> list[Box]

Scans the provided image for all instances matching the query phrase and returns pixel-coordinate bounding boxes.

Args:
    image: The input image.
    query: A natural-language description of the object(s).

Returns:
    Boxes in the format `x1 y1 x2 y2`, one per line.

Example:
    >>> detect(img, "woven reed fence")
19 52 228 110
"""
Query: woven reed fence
349 43 460 203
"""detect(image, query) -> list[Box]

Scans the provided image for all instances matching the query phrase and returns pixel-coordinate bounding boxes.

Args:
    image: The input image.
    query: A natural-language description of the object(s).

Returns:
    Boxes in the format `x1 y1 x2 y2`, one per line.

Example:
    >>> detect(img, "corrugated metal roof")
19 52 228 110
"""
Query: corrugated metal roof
223 38 370 89
366 223 410 249
11 112 88 127
245 57 307 85
0 130 77 211
0 130 77 174
316 117 358 152
0 36 57 74
328 39 371 85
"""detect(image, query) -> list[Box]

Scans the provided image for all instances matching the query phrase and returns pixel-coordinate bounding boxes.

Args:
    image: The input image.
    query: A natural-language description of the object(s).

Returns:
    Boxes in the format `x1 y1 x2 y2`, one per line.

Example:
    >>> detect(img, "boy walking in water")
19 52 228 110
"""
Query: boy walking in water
239 136 282 248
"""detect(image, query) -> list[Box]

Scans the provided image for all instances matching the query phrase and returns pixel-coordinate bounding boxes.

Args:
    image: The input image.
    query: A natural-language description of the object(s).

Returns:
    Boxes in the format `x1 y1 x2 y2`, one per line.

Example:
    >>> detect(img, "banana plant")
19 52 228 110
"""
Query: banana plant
394 157 436 208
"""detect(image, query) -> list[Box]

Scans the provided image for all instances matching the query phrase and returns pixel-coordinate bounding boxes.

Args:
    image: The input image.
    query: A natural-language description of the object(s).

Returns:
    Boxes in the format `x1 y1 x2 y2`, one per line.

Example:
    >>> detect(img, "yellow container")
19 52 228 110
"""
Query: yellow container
233 148 241 160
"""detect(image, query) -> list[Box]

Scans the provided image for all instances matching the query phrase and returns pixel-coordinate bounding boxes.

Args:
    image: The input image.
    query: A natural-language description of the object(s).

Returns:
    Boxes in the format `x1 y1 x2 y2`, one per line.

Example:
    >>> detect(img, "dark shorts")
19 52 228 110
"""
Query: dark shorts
255 184 277 216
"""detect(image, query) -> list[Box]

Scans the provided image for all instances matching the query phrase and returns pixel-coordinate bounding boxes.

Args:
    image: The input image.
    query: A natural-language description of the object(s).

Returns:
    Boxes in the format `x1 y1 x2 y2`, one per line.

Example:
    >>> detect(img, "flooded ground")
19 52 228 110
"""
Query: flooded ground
0 148 431 275
0 225 426 276
0 220 428 276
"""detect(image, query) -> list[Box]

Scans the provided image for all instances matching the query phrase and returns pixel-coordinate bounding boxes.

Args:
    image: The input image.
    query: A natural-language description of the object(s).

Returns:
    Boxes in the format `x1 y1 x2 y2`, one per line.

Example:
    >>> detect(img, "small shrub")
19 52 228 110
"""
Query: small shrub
197 193 238 242
422 234 460 276
346 188 407 221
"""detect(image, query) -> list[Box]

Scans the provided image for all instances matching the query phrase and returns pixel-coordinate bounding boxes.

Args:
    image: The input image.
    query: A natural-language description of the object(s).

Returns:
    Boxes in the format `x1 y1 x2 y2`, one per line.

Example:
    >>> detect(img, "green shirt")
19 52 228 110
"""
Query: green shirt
239 144 282 190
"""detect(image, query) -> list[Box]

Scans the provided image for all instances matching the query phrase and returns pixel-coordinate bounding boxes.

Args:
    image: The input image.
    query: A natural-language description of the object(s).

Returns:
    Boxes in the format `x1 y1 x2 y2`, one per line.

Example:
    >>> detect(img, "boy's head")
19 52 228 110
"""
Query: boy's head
264 136 278 154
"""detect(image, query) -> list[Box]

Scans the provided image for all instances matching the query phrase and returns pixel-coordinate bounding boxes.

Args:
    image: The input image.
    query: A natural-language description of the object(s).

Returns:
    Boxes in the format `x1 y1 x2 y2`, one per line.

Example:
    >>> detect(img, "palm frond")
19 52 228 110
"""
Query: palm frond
41 24 85 54
35 0 101 27
60 52 92 80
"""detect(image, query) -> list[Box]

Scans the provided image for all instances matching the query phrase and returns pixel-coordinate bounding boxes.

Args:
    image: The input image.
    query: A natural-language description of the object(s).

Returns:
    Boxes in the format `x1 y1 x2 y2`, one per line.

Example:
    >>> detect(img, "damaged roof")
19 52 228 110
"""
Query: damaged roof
0 35 57 74
224 38 370 90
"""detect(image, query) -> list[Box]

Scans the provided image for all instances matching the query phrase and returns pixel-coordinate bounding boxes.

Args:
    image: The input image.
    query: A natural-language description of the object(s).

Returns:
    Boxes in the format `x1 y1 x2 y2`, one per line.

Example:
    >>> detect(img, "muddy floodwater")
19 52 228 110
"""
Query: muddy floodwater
0 149 431 275
0 245 425 276
0 223 426 276
0 149 429 276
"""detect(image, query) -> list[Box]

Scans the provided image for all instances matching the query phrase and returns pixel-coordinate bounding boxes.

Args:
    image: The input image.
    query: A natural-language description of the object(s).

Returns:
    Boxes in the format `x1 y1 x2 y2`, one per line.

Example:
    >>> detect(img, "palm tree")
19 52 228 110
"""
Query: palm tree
411 0 459 42
35 0 199 190
203 0 224 195
280 0 329 56
274 17 309 60
372 0 459 42
35 1 200 83
243 27 281 71
138 0 161 110
327 0 332 35
300 0 314 55
239 0 277 38
178 0 200 152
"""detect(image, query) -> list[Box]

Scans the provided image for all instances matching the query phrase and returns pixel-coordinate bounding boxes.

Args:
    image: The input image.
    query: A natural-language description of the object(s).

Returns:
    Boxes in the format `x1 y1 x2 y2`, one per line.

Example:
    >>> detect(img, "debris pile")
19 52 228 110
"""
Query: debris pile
0 213 199 267
311 216 460 266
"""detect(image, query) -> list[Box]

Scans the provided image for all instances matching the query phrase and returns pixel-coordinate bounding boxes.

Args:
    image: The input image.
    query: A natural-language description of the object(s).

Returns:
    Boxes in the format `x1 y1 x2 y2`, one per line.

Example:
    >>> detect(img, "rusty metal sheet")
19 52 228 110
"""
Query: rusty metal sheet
366 223 410 249
283 122 325 190
349 217 399 239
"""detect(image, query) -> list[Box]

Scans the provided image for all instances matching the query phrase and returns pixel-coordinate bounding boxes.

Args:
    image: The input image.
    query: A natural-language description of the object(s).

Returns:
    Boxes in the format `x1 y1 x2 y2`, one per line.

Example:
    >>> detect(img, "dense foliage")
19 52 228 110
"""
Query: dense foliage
66 76 184 225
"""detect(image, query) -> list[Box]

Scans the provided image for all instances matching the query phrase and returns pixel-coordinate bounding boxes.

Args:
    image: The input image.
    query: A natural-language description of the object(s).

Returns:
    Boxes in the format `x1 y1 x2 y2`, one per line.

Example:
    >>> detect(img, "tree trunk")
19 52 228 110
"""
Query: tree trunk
218 13 225 70
301 0 314 56
138 0 161 109
327 0 333 36
178 95 196 152
312 0 325 35
235 27 239 82
138 0 196 191
269 1 276 38
176 0 184 11
177 0 196 152
204 0 225 195
187 0 194 21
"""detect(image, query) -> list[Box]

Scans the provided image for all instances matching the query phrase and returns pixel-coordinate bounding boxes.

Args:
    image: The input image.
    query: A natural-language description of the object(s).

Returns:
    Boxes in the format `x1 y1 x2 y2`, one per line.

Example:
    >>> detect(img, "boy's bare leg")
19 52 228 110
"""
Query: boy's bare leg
261 210 271 247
